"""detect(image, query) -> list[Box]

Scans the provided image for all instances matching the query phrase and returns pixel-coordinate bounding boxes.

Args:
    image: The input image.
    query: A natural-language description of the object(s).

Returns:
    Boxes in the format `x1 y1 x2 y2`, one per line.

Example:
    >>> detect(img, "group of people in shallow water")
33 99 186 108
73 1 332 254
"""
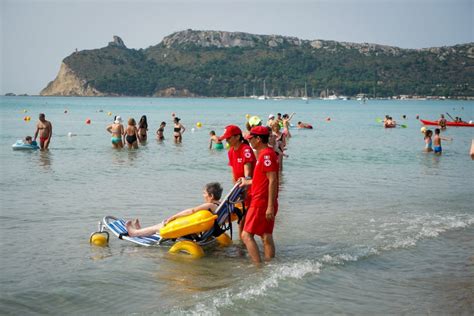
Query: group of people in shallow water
209 112 298 171
125 112 302 264
106 114 186 148
422 128 452 154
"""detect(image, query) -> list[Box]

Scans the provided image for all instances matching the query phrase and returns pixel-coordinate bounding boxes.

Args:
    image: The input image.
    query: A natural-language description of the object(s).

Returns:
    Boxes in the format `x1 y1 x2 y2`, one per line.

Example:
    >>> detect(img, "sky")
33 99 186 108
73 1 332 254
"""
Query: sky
1 0 473 95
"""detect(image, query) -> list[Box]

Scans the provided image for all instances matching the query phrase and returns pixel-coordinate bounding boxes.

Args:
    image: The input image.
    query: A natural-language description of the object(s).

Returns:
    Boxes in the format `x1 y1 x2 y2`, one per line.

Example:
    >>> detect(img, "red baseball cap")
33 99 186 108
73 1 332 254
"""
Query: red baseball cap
218 125 242 141
245 126 270 139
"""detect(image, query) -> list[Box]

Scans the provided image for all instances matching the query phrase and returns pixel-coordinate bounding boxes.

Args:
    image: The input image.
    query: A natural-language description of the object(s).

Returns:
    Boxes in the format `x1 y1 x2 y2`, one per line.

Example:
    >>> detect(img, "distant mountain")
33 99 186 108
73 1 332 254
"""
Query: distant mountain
41 30 474 97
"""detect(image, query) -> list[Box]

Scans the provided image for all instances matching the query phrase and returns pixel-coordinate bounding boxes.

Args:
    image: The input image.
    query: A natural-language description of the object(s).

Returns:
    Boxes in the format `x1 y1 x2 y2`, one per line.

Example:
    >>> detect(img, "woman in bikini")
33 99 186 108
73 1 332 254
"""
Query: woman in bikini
137 115 148 143
282 112 295 138
125 182 223 237
125 118 139 149
156 121 166 141
173 117 186 144
106 116 124 149
271 122 287 171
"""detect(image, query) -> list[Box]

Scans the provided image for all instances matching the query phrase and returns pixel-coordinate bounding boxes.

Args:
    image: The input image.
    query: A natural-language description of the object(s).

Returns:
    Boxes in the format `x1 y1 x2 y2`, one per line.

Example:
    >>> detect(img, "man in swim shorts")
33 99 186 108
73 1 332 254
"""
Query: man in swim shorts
240 126 279 263
433 128 452 155
34 113 52 150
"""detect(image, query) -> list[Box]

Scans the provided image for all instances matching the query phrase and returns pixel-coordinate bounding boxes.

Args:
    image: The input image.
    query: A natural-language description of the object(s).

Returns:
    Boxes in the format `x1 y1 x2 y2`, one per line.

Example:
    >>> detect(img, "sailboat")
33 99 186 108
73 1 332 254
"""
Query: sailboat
322 88 338 100
257 79 267 100
302 82 308 101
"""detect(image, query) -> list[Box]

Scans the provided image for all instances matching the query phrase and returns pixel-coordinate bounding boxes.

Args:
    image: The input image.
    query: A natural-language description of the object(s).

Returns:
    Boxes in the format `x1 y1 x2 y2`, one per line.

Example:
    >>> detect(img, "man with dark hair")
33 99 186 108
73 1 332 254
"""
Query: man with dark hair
240 126 279 263
34 113 52 150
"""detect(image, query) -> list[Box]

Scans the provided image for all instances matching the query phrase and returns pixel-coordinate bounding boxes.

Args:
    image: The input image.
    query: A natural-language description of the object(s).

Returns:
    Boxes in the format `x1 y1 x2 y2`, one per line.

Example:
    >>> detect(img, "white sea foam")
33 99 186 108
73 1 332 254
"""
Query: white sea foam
173 214 474 315
172 260 322 315
235 260 322 300
377 213 474 251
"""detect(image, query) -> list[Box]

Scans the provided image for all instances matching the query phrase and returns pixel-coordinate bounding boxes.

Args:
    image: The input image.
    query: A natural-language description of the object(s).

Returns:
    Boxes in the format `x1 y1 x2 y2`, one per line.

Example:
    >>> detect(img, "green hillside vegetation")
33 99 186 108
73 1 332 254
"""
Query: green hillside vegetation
59 32 474 97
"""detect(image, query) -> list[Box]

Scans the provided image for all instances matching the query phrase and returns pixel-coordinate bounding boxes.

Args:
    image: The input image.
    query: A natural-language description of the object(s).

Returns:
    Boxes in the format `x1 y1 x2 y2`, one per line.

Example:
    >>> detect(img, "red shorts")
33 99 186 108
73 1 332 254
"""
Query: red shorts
243 205 278 237
40 137 48 142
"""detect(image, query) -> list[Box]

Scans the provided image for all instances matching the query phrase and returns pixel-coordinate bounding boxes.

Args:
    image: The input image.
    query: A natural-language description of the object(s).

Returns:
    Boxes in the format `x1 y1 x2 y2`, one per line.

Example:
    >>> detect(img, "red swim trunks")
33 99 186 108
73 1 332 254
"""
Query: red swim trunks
39 137 48 142
244 204 278 237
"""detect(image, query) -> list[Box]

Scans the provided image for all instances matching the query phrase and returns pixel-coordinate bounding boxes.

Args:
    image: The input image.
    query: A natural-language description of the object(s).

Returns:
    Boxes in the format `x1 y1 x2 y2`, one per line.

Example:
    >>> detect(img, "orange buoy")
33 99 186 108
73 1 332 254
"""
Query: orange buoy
85 119 91 124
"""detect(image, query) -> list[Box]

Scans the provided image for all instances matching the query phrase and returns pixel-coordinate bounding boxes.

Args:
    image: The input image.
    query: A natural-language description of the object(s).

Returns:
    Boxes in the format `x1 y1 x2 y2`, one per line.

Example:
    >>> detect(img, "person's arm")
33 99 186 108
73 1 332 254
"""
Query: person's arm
181 124 186 134
164 202 213 224
243 162 253 179
441 136 453 141
470 140 474 160
265 171 278 220
34 124 39 141
48 122 53 139
135 127 140 144
209 137 213 149
107 125 113 134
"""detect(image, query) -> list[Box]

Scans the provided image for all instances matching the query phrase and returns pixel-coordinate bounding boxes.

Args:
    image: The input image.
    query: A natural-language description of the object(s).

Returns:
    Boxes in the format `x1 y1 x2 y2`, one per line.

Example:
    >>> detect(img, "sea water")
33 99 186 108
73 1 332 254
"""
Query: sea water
0 96 473 314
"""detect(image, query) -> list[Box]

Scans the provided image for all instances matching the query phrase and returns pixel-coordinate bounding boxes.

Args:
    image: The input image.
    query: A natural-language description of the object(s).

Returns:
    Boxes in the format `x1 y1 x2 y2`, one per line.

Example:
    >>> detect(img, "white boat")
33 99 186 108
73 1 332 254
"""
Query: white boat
323 95 338 100
302 82 308 101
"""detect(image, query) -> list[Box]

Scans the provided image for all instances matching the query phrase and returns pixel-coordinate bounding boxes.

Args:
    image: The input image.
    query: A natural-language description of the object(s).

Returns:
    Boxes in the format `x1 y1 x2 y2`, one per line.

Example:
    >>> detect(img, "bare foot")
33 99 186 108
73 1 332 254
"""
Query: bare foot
125 220 136 236
132 218 141 229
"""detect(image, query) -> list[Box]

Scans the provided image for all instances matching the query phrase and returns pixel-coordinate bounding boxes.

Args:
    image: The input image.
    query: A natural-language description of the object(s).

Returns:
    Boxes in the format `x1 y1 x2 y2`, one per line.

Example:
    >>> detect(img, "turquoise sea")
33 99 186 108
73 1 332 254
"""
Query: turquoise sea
0 96 473 314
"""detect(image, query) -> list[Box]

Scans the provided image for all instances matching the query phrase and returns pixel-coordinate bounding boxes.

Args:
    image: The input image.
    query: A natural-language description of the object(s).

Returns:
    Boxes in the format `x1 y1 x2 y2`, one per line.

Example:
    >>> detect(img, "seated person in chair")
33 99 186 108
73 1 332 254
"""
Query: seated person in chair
125 182 223 237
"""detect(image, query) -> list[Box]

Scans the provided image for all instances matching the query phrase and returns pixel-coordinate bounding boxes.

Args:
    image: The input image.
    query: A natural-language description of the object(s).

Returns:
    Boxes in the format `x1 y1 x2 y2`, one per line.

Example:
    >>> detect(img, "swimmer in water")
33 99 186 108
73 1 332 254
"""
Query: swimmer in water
209 131 224 150
137 115 148 143
424 129 433 152
34 113 52 150
433 128 453 155
173 117 185 144
125 118 139 149
106 116 124 149
156 121 166 141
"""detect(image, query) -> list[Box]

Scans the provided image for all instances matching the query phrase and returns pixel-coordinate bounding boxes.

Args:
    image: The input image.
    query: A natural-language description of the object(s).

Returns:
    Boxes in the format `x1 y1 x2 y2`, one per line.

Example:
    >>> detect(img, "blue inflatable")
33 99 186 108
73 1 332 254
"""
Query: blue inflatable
12 140 39 150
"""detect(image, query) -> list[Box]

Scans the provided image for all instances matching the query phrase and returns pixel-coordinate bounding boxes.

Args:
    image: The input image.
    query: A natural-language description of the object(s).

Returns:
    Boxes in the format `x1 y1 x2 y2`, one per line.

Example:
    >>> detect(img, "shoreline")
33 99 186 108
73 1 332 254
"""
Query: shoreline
3 95 474 101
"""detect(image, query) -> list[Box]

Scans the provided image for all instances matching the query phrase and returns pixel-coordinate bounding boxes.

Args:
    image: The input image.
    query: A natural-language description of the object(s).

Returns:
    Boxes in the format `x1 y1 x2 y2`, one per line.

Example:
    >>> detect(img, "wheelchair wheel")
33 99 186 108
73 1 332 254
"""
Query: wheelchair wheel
216 233 232 247
169 241 204 258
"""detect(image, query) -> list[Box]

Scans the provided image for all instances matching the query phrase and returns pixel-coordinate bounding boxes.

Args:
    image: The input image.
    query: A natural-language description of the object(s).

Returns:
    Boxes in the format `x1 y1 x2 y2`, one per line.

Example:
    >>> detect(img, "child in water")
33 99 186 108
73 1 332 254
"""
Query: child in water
125 182 223 237
433 128 453 155
424 129 433 152
209 131 224 150
24 136 33 144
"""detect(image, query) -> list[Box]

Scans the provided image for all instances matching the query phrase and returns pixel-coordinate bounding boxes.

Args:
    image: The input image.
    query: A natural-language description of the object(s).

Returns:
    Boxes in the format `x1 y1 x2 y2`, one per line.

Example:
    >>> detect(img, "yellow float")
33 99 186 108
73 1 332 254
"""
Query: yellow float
159 210 217 239
168 240 204 258
90 231 109 247
196 122 202 128
216 233 232 247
